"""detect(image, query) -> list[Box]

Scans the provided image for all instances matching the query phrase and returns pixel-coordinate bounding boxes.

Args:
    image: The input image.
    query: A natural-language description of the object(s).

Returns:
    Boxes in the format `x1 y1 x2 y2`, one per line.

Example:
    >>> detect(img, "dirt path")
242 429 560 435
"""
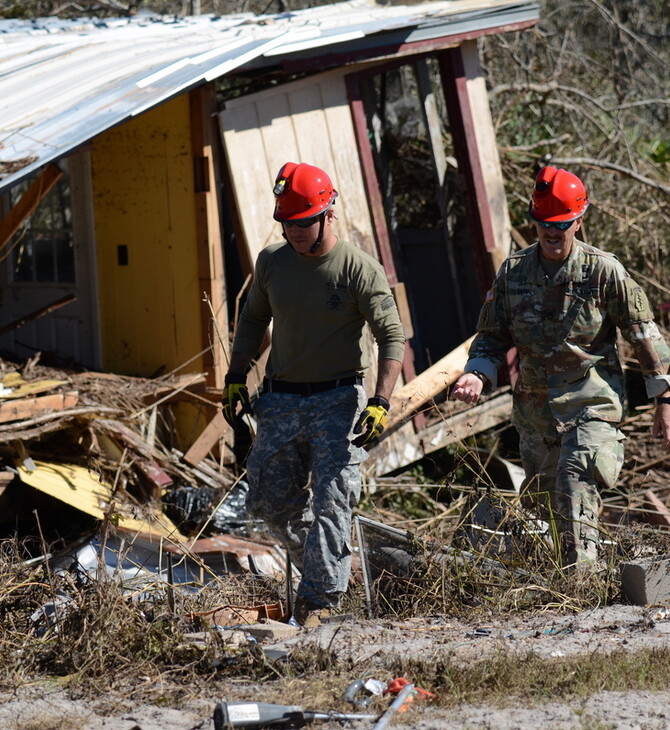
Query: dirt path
3 603 670 729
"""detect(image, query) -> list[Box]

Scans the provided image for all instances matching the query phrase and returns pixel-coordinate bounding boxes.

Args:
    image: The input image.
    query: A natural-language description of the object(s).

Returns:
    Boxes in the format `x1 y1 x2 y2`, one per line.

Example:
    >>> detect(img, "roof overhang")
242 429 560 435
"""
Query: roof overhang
0 0 539 193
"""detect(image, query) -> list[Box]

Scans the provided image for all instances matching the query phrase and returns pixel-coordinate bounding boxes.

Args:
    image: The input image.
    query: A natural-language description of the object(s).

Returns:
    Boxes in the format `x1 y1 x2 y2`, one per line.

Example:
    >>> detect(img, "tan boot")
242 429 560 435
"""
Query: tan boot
292 596 309 626
292 597 332 628
302 607 332 629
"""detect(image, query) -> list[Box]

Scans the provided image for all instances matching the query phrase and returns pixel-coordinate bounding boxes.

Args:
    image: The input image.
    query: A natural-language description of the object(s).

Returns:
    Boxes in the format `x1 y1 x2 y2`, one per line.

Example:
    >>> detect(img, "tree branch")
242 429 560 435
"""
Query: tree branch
548 157 670 196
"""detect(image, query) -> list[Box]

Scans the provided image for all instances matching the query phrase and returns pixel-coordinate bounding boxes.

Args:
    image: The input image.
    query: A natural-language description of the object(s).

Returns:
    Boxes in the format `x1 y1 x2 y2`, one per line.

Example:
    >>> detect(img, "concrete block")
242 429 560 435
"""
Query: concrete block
243 620 300 641
620 555 670 605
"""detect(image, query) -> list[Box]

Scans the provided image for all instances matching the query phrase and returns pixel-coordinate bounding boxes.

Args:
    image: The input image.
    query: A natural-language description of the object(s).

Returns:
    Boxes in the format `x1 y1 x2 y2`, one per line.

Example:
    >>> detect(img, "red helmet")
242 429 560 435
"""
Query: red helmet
272 162 338 221
529 166 589 222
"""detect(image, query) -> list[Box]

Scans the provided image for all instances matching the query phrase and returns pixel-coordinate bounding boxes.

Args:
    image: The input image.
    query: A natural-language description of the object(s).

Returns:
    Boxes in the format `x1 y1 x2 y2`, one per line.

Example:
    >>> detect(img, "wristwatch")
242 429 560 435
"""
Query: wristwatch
469 370 489 385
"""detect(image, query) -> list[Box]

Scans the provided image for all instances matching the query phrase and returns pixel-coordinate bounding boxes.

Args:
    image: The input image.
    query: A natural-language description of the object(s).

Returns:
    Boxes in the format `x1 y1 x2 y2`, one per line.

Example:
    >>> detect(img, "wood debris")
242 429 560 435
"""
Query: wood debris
0 354 243 554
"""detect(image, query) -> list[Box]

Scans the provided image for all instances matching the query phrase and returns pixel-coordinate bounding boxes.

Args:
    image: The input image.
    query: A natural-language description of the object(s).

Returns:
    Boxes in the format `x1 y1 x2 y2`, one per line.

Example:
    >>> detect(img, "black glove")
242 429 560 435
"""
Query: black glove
222 372 252 427
352 396 390 447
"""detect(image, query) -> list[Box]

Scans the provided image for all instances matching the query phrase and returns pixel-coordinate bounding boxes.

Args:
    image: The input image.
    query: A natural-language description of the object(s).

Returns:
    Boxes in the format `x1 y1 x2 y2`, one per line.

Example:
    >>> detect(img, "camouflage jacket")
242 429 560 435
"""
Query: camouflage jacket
466 240 670 435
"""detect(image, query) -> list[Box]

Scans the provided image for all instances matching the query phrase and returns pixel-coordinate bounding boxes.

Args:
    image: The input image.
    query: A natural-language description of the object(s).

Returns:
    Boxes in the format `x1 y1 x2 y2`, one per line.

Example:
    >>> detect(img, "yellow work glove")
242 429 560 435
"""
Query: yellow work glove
352 396 389 447
222 372 252 427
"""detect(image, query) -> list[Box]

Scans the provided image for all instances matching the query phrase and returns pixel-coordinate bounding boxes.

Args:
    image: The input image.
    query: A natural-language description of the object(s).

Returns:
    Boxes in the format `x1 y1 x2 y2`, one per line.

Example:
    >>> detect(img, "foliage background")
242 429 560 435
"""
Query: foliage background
482 0 670 310
1 0 668 307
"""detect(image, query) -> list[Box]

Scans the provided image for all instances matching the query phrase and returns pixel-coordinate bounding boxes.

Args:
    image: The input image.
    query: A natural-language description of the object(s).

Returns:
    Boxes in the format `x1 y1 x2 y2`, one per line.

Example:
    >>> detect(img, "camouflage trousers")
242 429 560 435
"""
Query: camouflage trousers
518 420 625 566
245 384 367 609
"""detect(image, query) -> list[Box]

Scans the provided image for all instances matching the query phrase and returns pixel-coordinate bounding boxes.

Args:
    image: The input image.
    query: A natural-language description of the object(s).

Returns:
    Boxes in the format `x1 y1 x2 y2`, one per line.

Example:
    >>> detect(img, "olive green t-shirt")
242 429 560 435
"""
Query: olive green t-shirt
233 239 405 382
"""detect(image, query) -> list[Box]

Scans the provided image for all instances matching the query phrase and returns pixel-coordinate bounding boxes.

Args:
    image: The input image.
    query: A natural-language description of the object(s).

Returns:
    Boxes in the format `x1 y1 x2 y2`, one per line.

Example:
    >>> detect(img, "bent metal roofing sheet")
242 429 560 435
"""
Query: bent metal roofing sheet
0 0 538 192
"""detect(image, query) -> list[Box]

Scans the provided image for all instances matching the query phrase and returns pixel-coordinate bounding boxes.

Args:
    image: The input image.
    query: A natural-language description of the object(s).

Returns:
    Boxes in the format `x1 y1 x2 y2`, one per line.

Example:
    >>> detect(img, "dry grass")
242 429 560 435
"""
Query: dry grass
279 641 670 711
353 485 670 623
0 538 281 699
1 487 670 712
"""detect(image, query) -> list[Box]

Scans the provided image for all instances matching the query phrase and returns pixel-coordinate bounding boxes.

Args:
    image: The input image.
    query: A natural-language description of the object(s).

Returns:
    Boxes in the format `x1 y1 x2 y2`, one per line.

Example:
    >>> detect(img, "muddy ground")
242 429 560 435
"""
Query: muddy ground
3 602 670 730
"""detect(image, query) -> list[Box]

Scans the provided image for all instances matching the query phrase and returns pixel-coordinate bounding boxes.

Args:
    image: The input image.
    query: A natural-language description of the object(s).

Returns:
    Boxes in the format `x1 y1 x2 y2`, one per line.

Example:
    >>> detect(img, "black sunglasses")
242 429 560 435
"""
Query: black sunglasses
283 215 322 229
536 219 574 231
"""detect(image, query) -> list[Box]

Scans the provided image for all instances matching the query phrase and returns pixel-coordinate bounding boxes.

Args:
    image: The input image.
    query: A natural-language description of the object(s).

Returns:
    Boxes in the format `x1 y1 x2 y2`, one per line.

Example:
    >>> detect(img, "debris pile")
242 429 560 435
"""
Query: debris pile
0 354 289 579
2 350 670 616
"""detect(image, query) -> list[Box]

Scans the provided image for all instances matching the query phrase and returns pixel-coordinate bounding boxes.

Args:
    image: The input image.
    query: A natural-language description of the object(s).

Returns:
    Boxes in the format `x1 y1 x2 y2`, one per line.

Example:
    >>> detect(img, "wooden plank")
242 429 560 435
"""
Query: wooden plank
369 392 513 476
388 335 475 429
346 74 398 283
0 470 15 497
0 392 79 424
17 460 184 541
461 40 511 272
219 102 282 265
0 163 63 251
439 46 496 294
0 377 68 399
321 77 378 259
189 84 228 389
183 410 229 467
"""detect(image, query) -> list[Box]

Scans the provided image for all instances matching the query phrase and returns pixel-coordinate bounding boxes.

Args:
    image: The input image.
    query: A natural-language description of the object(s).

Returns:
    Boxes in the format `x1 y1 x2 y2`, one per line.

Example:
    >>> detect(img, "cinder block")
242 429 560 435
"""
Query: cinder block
243 620 300 641
620 555 670 605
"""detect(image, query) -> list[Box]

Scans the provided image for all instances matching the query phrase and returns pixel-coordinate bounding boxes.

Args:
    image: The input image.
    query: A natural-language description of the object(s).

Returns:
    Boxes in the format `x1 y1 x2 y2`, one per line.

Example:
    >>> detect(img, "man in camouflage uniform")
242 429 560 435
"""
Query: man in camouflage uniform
222 162 405 626
452 167 670 566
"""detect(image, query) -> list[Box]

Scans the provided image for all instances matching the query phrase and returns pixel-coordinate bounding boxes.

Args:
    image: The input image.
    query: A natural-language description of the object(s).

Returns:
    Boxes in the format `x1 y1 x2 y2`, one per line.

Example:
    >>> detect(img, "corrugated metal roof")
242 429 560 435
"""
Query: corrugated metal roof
0 0 539 192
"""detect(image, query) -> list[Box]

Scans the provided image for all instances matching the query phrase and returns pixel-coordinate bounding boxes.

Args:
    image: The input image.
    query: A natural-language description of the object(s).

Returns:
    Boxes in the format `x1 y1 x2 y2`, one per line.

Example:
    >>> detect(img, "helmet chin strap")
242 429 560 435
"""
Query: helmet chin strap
281 213 327 254
308 215 326 254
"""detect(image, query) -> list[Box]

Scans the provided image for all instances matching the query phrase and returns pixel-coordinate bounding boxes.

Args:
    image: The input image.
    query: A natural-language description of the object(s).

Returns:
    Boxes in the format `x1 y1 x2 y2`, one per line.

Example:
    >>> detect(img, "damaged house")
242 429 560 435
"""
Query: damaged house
0 0 541 524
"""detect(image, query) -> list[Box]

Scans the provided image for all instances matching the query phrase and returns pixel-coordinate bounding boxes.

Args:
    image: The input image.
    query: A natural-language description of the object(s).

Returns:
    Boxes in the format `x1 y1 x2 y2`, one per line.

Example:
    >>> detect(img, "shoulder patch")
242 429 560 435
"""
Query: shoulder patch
381 295 396 311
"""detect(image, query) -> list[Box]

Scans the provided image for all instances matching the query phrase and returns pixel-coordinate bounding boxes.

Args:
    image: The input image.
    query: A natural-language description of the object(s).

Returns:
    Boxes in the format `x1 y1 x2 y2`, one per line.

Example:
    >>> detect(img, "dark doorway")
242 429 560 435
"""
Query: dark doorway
349 58 482 373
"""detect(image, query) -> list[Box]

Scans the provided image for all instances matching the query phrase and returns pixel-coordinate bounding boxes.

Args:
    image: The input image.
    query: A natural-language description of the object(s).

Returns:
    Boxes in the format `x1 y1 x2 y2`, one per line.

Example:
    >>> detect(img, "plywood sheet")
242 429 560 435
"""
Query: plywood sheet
17 461 184 541
218 69 376 265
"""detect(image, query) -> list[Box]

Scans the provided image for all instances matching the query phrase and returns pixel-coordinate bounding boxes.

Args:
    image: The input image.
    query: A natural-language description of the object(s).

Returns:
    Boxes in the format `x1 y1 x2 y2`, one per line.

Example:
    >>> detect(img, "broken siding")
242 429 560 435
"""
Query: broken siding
91 96 203 377
460 40 510 270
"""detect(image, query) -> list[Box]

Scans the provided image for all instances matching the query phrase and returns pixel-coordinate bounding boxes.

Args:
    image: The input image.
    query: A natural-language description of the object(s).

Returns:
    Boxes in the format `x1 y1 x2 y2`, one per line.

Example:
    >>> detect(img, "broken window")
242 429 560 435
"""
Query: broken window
7 161 75 284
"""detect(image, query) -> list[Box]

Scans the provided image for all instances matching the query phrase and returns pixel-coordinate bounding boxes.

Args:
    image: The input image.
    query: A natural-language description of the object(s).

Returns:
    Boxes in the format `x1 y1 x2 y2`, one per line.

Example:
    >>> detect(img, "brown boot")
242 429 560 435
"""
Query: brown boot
302 607 332 629
292 597 332 628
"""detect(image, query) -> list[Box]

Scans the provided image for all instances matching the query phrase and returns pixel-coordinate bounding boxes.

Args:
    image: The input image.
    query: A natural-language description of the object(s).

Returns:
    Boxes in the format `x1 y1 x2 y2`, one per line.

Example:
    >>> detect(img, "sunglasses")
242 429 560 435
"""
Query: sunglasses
536 219 574 231
282 215 322 229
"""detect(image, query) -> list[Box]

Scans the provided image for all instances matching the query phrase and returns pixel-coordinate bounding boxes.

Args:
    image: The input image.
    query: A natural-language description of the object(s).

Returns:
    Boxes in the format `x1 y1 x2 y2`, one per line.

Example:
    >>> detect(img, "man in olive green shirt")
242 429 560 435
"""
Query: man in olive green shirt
222 162 405 626
453 167 670 566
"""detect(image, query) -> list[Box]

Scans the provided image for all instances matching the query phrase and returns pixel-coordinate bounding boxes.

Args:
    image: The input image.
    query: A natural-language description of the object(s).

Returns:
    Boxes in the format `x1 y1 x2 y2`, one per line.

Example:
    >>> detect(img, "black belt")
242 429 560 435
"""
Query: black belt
263 376 362 396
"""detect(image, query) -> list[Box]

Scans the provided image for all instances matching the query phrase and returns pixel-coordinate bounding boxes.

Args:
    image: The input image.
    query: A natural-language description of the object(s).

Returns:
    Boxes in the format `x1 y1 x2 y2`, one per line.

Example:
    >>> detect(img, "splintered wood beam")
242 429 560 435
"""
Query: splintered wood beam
388 335 475 429
0 163 63 251
369 391 513 476
183 410 230 467
0 293 76 336
0 392 79 424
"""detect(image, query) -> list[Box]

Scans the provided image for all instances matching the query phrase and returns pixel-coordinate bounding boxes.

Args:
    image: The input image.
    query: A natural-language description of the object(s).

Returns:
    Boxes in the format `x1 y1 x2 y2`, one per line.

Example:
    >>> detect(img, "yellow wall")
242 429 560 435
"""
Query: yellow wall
91 95 203 377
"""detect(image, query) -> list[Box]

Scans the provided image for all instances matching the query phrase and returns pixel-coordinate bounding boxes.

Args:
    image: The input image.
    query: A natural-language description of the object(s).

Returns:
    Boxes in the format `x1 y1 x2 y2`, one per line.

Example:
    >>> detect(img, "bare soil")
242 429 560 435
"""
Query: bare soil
3 602 670 730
